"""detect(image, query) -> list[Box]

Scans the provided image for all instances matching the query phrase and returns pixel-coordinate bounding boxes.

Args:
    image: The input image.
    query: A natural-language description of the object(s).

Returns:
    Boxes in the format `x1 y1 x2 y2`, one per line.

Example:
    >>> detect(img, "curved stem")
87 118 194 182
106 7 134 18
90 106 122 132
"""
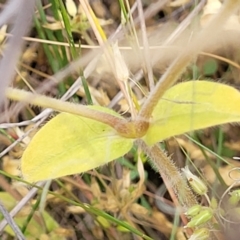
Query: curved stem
6 87 150 138
6 87 127 131
138 0 240 122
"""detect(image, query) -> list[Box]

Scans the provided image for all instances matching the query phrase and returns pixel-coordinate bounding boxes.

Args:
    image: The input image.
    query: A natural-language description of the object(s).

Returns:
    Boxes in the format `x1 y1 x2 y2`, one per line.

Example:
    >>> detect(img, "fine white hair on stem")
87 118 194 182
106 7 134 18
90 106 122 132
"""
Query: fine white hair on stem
0 0 35 105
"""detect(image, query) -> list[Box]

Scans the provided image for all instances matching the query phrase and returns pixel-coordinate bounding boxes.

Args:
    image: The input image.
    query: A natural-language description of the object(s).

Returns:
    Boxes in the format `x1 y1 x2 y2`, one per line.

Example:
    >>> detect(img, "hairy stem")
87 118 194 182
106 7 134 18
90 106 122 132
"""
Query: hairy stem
138 0 240 122
6 86 150 138
5 87 129 132
138 140 197 208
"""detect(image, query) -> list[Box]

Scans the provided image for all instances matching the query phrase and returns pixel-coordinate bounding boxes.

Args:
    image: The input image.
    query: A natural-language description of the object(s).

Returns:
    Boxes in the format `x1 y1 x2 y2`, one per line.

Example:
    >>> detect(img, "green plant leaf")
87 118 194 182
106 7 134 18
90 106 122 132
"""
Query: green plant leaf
144 80 240 145
203 59 218 76
22 106 133 182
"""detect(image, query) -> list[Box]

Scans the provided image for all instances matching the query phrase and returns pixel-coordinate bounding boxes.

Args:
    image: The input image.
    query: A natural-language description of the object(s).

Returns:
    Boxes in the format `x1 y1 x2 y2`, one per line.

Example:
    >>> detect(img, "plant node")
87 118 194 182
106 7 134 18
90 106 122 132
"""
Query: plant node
115 120 149 139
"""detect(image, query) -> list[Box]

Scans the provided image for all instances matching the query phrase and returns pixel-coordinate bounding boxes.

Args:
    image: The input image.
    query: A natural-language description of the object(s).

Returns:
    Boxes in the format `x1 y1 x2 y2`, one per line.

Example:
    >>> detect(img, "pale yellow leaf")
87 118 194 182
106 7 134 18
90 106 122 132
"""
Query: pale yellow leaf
144 81 240 145
21 106 133 182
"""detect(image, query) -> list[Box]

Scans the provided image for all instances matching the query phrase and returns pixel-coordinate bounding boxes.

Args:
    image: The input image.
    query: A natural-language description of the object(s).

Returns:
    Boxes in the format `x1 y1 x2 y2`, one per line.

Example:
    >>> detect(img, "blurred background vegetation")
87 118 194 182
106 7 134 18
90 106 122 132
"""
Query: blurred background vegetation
1 0 240 239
